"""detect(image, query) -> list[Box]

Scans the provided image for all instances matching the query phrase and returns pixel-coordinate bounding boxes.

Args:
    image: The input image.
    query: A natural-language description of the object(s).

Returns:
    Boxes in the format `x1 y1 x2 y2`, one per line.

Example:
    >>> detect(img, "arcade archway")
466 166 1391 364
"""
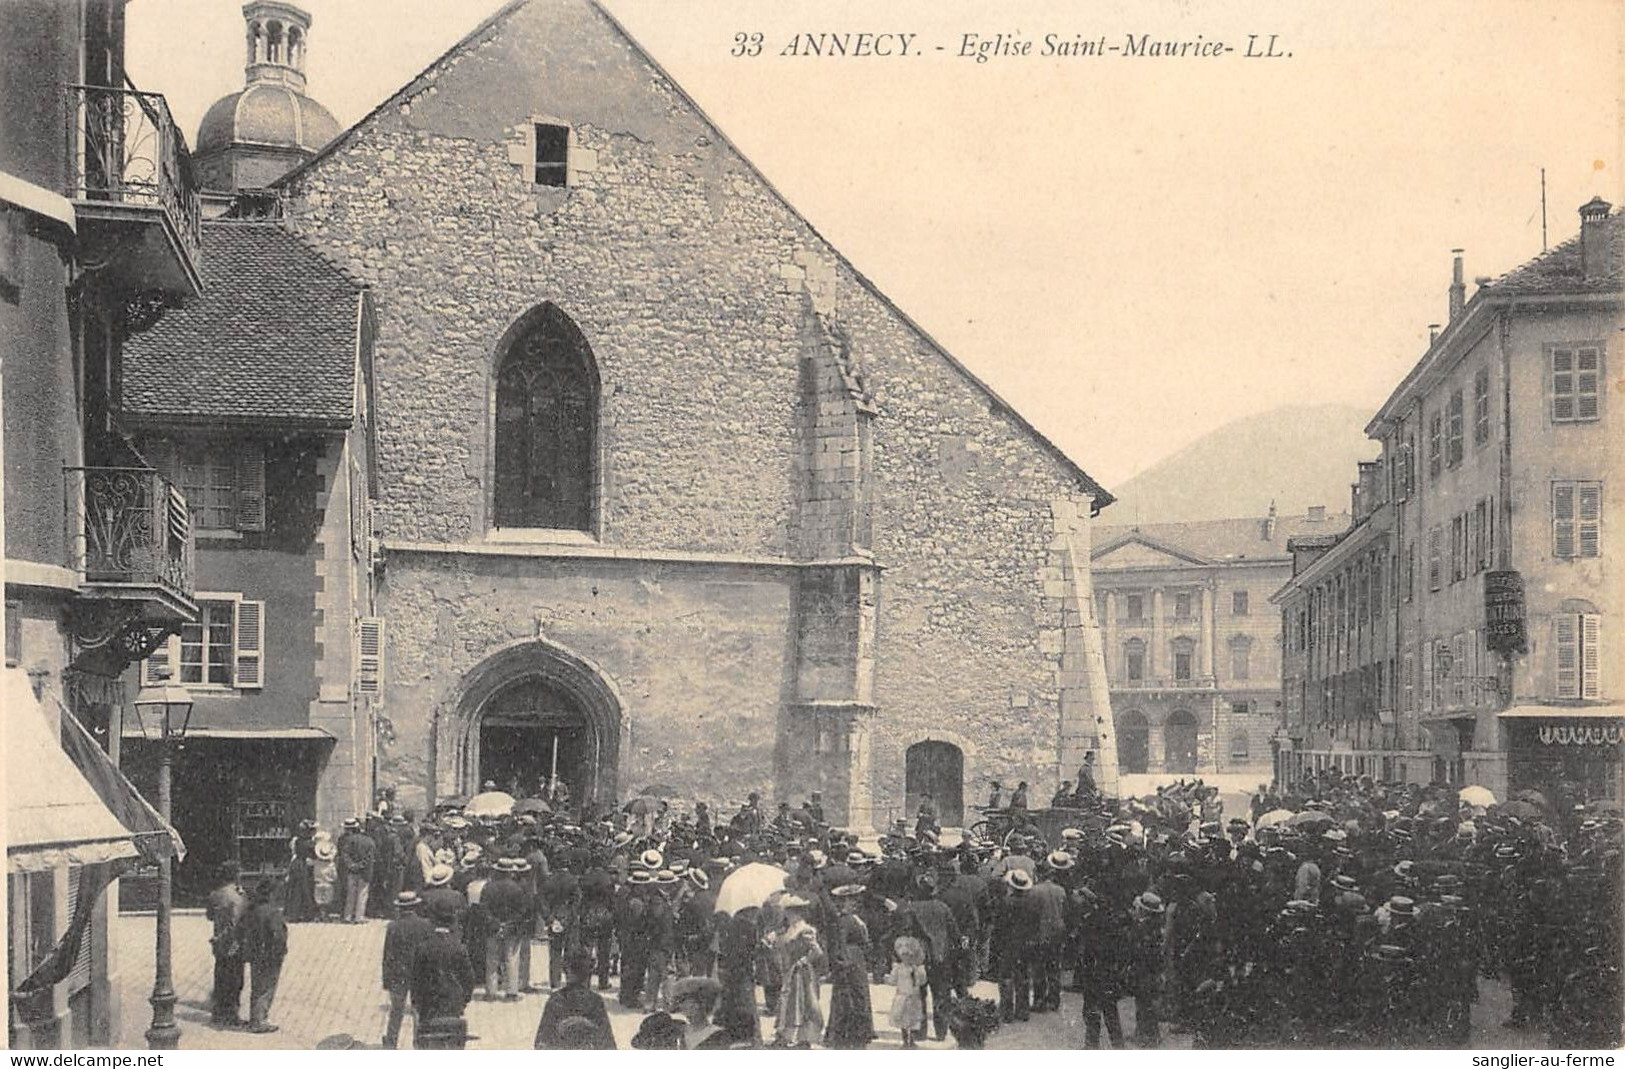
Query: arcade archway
1118 710 1149 774
1166 709 1199 773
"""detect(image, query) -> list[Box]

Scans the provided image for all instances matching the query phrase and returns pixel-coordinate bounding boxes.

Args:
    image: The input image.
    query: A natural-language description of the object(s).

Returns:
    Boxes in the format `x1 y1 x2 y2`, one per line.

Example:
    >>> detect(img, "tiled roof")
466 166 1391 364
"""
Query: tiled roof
1481 208 1623 296
121 222 362 427
1092 511 1352 565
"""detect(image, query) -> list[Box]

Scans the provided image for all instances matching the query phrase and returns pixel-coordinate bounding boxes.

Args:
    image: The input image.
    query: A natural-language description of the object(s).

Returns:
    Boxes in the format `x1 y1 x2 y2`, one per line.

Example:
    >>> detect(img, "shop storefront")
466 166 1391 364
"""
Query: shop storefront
1502 706 1625 808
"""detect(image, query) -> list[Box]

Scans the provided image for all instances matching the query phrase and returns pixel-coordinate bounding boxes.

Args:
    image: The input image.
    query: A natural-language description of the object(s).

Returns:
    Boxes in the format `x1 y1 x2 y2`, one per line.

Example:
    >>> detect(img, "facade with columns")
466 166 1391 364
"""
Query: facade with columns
266 0 1117 831
1091 508 1346 780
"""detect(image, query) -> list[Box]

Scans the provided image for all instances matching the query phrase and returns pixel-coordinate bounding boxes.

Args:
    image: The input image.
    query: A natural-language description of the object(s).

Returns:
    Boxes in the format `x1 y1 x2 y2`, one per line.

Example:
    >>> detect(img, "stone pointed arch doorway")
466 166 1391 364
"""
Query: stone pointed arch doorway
441 639 624 814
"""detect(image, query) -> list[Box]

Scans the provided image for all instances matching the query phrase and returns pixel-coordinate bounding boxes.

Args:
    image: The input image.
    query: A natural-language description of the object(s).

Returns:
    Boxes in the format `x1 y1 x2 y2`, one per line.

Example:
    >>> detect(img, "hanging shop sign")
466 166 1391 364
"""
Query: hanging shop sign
1484 570 1527 654
1538 724 1624 746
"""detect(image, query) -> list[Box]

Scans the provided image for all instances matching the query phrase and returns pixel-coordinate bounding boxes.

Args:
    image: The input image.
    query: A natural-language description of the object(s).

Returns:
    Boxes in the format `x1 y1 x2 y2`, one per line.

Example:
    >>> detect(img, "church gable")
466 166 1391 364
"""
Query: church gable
284 0 1109 521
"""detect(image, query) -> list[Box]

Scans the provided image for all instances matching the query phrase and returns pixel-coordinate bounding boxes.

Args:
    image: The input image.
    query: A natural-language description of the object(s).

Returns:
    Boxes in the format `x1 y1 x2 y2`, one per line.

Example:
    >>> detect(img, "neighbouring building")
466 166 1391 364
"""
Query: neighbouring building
1275 202 1623 804
1090 506 1346 780
263 0 1118 831
117 220 379 902
3 0 197 1045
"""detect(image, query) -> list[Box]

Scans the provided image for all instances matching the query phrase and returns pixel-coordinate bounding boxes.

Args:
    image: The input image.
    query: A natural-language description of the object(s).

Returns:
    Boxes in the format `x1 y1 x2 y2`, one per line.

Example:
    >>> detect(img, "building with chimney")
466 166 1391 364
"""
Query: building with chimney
257 0 1118 830
1090 506 1346 781
1275 200 1623 804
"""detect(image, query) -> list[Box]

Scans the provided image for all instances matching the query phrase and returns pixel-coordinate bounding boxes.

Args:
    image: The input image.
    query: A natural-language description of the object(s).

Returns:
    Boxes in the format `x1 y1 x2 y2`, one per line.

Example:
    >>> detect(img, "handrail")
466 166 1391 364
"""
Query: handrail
65 466 196 604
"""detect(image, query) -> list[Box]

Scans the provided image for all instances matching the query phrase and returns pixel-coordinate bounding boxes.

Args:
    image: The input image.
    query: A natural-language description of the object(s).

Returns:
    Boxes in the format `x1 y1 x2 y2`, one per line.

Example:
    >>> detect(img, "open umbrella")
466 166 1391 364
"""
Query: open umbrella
1458 785 1497 808
1493 800 1542 820
714 862 787 916
465 791 516 819
1255 809 1296 830
513 797 553 816
1287 810 1335 831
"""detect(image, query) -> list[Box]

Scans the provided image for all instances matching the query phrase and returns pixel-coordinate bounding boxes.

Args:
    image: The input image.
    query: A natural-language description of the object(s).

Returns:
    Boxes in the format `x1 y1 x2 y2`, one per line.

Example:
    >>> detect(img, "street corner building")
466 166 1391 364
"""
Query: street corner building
1273 203 1624 804
245 0 1119 830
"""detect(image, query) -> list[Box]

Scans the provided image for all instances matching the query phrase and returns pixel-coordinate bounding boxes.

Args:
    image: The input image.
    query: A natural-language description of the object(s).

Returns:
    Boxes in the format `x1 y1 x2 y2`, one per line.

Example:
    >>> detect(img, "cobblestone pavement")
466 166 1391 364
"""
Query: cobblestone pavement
111 911 1541 1051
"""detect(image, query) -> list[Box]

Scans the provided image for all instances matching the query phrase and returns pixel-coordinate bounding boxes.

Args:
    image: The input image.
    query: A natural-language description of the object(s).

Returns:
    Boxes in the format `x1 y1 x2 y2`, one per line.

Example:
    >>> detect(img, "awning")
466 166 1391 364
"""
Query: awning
1498 704 1625 719
120 725 336 741
1419 709 1478 721
5 669 178 875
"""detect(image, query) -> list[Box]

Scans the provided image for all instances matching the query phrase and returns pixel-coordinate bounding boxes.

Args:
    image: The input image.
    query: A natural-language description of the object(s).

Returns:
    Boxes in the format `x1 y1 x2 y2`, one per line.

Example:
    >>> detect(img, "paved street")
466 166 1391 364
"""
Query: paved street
111 910 1544 1050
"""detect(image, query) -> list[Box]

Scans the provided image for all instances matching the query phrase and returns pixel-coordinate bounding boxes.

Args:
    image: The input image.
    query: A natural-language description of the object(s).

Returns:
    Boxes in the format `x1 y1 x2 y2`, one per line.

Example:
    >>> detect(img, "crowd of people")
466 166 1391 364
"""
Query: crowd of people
199 770 1623 1049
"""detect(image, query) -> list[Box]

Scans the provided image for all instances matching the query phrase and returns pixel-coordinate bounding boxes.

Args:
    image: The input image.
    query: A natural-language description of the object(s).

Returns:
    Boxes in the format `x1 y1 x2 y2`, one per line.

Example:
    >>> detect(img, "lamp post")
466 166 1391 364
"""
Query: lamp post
131 671 193 1050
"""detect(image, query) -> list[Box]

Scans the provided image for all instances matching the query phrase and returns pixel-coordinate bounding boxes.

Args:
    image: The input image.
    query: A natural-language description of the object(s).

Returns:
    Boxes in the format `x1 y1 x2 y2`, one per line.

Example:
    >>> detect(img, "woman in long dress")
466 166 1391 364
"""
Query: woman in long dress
771 898 826 1048
824 885 876 1049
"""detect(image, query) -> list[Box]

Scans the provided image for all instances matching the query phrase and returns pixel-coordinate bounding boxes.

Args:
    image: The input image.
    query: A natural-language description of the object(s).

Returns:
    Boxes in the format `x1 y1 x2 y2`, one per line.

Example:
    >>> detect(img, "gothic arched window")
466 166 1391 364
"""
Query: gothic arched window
493 305 597 531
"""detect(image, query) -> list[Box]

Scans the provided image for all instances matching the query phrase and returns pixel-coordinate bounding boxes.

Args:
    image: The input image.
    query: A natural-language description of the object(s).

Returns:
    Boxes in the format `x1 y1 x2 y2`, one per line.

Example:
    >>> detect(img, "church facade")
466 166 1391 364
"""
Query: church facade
276 0 1115 829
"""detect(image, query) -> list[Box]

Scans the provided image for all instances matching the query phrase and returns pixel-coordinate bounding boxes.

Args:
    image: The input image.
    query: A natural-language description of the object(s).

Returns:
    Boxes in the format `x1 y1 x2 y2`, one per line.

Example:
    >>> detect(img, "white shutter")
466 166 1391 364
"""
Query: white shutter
1578 484 1601 559
141 635 175 686
1555 615 1579 699
64 868 91 991
235 442 266 532
1581 614 1601 700
357 617 384 695
234 600 265 689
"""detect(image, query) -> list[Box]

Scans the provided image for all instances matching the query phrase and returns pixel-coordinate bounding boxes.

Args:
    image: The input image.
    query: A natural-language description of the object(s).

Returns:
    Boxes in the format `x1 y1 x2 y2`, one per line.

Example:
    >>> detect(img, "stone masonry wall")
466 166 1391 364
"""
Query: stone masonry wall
282 0 1110 823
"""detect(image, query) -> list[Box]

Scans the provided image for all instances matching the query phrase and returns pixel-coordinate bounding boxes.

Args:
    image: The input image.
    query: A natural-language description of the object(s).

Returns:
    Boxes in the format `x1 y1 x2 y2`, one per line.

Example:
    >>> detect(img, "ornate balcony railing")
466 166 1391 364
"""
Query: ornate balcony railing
64 81 202 276
66 467 196 608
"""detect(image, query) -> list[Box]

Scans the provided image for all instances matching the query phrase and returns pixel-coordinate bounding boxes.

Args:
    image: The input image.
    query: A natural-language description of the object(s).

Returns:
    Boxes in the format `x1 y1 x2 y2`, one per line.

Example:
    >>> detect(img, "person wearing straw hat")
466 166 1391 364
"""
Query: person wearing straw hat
411 896 475 1049
824 885 875 1049
1127 891 1167 1047
769 895 826 1048
381 891 432 1048
338 816 378 923
482 857 534 1000
993 868 1040 1023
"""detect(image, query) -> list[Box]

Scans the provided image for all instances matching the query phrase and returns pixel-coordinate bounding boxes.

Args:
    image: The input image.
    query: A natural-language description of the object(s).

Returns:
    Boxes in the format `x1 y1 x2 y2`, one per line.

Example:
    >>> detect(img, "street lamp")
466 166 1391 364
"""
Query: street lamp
130 670 193 1050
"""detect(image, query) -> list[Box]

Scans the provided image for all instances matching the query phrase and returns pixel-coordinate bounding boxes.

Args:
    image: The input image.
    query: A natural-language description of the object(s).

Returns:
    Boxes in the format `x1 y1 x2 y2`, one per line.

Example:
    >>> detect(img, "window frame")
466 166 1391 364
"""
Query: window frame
1446 389 1464 467
1232 590 1249 616
1428 411 1443 478
532 122 570 188
1549 343 1603 423
142 593 265 691
1473 366 1491 446
1554 612 1602 700
1427 526 1442 591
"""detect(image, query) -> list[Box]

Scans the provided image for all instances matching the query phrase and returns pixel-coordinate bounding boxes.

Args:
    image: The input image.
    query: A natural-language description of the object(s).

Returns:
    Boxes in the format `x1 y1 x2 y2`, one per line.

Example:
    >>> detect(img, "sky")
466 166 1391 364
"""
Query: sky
126 0 1623 488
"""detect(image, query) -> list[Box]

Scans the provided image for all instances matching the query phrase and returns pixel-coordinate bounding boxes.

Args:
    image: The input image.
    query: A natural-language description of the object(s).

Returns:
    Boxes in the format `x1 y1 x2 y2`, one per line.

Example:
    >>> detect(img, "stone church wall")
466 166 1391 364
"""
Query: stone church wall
282 0 1108 824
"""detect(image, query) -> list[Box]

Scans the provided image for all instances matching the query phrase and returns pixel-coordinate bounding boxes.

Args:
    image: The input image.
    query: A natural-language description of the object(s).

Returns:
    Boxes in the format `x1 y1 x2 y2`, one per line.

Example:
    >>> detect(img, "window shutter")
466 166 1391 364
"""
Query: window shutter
1553 483 1575 558
235 442 266 532
1581 614 1601 700
64 868 92 991
141 636 173 686
1578 483 1601 558
234 600 265 689
357 617 384 695
1555 615 1579 699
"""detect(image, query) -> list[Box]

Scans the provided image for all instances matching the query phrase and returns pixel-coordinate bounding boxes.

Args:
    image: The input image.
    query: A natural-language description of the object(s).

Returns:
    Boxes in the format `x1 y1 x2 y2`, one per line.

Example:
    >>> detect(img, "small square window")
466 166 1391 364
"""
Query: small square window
534 123 569 187
1232 590 1249 615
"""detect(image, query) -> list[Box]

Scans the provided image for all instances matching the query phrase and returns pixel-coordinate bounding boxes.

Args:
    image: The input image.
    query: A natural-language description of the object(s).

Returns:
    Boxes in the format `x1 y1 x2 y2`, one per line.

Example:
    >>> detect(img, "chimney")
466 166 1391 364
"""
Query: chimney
1579 197 1613 280
1448 249 1465 320
1428 323 1441 345
1262 499 1278 541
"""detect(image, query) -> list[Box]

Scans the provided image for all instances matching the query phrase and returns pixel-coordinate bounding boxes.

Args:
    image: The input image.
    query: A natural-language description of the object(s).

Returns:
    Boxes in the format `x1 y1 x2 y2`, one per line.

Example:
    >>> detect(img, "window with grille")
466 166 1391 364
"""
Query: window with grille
1550 344 1601 422
1473 367 1491 445
533 123 569 187
1428 411 1442 478
1554 613 1601 699
493 305 598 531
143 594 264 689
1447 390 1464 466
1552 481 1601 559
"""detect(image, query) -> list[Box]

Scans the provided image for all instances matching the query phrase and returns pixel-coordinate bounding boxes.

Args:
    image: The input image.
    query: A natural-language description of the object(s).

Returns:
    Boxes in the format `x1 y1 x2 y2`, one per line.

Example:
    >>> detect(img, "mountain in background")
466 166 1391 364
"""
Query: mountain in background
1103 403 1380 525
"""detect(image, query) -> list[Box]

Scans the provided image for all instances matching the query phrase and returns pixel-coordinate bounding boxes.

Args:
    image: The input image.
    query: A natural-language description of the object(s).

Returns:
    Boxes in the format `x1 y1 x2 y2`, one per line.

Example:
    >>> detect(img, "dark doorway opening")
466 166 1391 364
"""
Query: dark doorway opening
1118 710 1149 774
477 676 598 804
905 740 964 826
1166 709 1199 773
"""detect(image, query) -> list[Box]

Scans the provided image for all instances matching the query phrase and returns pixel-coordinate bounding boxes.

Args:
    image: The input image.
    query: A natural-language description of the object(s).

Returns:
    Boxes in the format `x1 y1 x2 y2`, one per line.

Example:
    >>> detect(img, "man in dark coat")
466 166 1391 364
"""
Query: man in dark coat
993 869 1041 1023
579 858 619 990
411 898 475 1048
540 858 583 990
238 879 288 1034
534 948 617 1049
337 817 378 923
206 861 247 1027
1030 854 1070 1012
420 864 467 939
368 814 404 919
481 857 535 1000
381 891 434 1047
903 872 960 1042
